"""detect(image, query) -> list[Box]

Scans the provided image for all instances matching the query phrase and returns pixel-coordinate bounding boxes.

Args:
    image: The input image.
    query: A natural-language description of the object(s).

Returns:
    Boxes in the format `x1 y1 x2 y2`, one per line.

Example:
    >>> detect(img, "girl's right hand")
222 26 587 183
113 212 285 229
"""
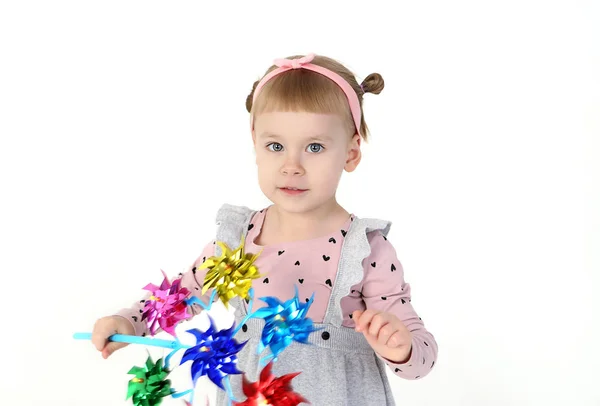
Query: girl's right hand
91 315 135 359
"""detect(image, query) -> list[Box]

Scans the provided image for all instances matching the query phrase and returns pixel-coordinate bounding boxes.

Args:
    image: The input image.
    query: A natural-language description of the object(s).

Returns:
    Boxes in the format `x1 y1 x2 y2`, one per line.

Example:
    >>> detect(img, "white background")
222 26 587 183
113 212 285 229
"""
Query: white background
0 1 598 405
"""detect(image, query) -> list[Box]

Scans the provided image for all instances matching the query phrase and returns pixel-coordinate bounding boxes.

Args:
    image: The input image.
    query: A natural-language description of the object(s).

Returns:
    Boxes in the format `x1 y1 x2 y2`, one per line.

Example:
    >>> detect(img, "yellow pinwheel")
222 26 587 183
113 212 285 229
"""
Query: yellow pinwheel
200 236 263 308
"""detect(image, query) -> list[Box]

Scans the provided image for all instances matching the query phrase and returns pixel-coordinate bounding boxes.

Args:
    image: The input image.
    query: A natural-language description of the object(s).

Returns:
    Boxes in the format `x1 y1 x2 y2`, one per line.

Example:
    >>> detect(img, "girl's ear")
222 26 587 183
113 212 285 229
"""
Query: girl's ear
345 133 362 172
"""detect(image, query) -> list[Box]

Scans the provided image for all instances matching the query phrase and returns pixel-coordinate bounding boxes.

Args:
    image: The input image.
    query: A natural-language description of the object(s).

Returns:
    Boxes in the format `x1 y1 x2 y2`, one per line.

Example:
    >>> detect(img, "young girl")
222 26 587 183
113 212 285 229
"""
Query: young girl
92 53 438 405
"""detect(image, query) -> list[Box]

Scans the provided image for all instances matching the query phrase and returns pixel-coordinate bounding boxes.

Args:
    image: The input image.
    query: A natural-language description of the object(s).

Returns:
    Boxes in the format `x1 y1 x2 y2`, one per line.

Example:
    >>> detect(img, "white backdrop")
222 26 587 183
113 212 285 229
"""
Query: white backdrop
1 1 598 405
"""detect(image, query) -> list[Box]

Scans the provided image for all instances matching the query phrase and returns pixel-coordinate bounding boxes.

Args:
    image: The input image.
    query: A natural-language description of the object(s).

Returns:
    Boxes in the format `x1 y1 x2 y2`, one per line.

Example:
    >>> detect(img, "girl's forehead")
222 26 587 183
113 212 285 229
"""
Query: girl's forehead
255 111 345 132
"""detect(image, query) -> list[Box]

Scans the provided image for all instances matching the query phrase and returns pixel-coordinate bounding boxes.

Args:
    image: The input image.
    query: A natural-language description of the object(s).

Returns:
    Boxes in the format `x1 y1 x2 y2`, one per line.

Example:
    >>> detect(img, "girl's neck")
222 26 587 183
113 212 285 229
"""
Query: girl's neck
265 200 350 242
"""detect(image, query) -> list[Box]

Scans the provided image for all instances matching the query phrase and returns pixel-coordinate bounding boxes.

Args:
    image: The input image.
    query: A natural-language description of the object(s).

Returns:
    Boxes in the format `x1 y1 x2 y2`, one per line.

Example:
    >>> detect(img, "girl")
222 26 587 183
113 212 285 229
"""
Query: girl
92 53 438 405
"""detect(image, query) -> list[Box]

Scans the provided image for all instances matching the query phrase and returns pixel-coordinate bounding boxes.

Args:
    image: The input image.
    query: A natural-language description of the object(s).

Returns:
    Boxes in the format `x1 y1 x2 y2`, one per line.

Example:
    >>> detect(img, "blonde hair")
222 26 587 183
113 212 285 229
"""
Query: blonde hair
246 54 384 142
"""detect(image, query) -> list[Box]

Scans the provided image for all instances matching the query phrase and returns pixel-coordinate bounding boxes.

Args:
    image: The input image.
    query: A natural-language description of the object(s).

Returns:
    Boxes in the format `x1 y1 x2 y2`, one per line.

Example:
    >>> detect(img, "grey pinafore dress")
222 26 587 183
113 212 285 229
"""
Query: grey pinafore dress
213 204 397 406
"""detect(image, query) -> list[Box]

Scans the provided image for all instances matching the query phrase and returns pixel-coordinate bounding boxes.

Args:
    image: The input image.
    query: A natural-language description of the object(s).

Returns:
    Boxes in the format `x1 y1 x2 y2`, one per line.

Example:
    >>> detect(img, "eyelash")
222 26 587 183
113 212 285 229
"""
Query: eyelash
266 142 325 153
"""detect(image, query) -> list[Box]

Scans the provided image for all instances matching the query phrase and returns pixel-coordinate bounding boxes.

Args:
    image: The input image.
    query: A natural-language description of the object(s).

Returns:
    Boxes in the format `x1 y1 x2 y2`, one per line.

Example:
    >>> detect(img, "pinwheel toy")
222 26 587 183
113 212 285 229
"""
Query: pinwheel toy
186 236 263 312
126 355 173 406
234 361 308 406
177 316 247 404
142 270 192 336
247 286 320 366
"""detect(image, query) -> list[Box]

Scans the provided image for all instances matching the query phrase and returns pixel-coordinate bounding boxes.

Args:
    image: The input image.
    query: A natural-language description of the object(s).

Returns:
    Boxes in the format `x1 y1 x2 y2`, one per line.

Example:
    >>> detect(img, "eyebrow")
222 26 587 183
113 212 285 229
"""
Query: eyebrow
259 132 334 142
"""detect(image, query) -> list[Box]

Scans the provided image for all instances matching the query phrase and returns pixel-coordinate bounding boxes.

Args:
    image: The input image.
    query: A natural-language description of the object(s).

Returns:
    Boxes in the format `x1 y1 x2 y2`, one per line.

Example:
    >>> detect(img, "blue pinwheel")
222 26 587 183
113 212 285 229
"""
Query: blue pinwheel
179 316 247 399
248 285 320 366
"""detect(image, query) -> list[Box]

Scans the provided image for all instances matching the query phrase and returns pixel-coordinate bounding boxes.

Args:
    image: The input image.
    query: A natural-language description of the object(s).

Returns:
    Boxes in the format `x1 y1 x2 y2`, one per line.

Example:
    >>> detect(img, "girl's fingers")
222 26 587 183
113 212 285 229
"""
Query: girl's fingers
367 313 389 336
388 330 406 348
354 309 376 332
377 323 397 346
91 317 118 351
102 341 128 359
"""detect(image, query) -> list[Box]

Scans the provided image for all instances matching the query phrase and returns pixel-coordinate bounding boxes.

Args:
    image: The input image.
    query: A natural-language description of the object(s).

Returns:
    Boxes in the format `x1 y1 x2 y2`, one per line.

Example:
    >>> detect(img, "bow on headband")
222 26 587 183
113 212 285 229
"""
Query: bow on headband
274 53 316 69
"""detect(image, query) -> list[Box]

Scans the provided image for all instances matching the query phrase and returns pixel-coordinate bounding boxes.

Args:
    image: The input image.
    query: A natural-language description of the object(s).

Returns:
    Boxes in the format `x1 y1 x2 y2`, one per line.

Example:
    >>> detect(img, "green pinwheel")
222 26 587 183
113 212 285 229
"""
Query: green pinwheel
126 355 172 406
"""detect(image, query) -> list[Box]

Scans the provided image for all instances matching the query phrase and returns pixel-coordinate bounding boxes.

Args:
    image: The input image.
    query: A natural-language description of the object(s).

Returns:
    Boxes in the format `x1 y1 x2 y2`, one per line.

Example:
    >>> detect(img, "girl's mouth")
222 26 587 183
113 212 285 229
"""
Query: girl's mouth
280 187 308 195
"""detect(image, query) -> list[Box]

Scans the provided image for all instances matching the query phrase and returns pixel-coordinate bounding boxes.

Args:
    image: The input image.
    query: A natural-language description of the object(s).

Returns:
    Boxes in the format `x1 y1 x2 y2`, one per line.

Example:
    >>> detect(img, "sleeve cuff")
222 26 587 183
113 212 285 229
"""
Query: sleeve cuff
115 308 148 337
377 337 425 379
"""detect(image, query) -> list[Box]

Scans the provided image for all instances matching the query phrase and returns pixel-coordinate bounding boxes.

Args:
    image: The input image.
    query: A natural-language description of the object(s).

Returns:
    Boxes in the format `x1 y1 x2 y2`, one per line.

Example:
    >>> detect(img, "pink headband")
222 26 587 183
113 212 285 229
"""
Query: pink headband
250 53 362 135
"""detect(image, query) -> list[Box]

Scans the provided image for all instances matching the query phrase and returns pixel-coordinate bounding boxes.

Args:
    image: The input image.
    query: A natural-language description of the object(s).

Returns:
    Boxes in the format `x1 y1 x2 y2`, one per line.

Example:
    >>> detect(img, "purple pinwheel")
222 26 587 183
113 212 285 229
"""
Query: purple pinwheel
142 270 191 336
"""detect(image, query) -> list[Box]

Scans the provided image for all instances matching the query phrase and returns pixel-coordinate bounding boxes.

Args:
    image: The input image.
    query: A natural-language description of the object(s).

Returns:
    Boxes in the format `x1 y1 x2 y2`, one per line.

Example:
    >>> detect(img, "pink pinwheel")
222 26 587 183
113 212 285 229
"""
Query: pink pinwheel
141 270 191 336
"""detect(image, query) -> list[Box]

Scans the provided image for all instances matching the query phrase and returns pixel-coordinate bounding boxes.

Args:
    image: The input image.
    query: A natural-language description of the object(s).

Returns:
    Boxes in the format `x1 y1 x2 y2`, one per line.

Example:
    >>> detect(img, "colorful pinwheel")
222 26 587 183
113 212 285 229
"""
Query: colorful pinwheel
180 316 247 393
250 286 319 365
142 270 191 336
126 355 172 406
234 361 308 406
197 237 263 308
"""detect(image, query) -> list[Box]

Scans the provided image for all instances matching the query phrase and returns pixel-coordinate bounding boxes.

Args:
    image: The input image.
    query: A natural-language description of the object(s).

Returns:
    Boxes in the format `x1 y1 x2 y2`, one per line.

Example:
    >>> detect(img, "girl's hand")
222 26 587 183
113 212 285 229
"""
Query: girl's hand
91 315 135 359
352 309 413 363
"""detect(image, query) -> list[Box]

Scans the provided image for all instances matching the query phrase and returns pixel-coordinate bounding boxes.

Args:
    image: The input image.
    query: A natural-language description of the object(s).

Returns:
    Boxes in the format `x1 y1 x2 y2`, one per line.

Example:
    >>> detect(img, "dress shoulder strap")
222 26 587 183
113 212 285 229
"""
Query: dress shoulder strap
214 203 257 256
323 216 392 327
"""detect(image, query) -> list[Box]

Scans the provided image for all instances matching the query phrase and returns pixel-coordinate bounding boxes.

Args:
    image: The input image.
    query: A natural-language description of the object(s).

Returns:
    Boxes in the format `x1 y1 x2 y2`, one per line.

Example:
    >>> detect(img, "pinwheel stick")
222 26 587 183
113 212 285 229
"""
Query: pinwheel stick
259 353 276 367
72 333 192 351
185 289 218 310
224 376 239 403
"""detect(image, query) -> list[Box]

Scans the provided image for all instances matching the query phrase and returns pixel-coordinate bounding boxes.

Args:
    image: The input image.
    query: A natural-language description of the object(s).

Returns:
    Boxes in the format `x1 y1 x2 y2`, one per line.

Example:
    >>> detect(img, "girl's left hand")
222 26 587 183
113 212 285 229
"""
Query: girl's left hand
352 309 413 363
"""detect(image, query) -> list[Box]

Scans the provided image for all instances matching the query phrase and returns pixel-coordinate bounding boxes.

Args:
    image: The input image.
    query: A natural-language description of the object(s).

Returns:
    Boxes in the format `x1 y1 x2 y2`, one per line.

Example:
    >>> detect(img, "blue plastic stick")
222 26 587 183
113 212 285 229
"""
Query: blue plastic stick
171 389 193 399
259 353 275 367
185 289 217 310
224 376 238 405
164 347 180 369
72 332 192 351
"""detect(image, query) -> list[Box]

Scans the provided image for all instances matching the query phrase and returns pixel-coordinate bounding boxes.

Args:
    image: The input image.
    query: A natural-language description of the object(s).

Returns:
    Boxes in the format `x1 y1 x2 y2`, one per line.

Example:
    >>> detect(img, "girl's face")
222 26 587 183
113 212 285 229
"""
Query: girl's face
252 111 361 214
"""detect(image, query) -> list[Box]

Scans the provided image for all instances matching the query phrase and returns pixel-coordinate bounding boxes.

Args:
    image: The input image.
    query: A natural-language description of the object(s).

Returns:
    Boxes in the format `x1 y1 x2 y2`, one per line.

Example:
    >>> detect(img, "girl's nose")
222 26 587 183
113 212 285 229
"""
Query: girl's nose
280 154 305 176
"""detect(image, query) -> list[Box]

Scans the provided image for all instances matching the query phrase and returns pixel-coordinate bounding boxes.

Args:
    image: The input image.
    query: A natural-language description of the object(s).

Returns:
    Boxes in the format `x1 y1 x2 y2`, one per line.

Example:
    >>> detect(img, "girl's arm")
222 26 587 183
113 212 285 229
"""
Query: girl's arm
353 231 438 380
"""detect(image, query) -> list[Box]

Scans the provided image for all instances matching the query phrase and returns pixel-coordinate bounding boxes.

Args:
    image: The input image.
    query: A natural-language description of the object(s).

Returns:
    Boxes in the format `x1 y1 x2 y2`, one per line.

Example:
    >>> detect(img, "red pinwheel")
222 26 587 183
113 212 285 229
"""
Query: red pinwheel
234 361 308 406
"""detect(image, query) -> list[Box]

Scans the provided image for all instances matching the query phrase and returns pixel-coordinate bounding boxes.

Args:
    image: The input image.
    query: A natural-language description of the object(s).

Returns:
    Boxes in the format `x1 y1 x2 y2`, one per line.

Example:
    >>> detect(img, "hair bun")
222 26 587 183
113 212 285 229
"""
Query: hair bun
361 73 384 95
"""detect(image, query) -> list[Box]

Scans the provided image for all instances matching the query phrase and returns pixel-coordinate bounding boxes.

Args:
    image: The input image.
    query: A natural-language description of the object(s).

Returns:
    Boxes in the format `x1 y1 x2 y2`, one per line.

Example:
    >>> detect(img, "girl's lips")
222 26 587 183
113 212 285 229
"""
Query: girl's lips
280 187 307 195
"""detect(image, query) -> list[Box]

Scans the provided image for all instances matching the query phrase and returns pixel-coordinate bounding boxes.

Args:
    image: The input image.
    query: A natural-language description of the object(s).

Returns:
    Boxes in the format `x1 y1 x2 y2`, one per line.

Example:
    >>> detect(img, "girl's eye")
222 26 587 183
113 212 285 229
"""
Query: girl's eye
307 143 324 153
267 142 283 152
